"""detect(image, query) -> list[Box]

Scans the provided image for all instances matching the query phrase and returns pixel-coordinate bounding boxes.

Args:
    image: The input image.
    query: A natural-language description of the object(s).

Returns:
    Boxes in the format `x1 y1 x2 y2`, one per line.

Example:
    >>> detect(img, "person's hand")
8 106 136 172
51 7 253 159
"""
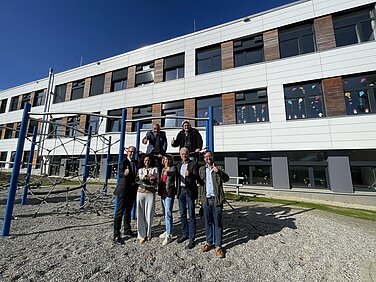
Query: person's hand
171 138 175 145
185 169 190 177
212 165 218 172
142 136 147 145
195 148 200 153
158 154 162 158
125 166 130 176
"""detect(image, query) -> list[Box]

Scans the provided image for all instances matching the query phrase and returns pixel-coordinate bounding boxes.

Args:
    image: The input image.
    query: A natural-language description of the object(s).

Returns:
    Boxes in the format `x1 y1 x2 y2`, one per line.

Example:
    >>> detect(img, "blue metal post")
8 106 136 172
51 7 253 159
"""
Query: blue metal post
208 105 215 242
103 136 112 193
205 120 209 151
2 103 31 237
132 121 141 220
114 109 127 216
21 125 38 205
80 126 92 210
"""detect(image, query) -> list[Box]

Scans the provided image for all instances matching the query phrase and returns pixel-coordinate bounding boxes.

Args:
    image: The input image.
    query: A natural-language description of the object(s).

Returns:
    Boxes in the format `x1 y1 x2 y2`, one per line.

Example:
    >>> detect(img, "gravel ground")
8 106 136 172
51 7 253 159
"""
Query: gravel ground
0 186 375 282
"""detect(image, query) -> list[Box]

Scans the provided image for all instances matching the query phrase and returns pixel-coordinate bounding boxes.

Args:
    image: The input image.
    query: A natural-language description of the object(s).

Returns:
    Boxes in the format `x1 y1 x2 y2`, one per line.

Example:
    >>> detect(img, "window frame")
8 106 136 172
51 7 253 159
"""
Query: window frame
132 105 152 131
111 68 128 92
162 100 184 128
236 89 269 124
0 99 8 113
196 44 222 75
164 53 185 81
135 62 155 87
233 34 264 67
89 74 105 97
33 90 45 107
196 95 223 127
71 80 85 101
106 108 124 133
53 84 67 104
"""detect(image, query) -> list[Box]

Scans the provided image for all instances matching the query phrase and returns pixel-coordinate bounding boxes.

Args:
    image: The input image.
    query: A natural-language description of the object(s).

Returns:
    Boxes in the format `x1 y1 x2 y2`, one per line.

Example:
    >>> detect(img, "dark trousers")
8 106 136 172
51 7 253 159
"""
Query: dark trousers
203 198 223 247
178 188 196 240
113 190 136 236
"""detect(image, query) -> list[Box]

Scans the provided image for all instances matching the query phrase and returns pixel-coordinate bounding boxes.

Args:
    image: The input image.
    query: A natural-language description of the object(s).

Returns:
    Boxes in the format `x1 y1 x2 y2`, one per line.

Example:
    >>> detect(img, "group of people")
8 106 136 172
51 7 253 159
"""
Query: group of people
113 120 229 258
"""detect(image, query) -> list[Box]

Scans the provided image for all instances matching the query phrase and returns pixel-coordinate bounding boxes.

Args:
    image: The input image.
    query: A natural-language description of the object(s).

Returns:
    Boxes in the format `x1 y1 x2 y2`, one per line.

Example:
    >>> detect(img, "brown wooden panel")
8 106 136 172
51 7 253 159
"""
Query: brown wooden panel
221 41 234 70
126 107 133 132
322 77 346 116
65 82 73 101
127 66 136 89
263 29 280 61
314 15 336 51
104 72 112 93
83 77 91 98
154 59 164 83
222 93 236 125
152 103 162 124
184 98 196 127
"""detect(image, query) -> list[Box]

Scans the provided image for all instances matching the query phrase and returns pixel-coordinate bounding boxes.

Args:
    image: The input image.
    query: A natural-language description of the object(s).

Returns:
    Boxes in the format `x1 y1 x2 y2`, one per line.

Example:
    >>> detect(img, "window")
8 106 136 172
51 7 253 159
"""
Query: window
22 151 30 169
54 84 67 104
85 113 101 135
90 74 105 96
196 45 221 75
196 95 222 127
234 35 264 67
164 53 184 81
111 68 128 91
20 93 31 110
49 118 64 138
279 23 315 58
27 119 39 136
33 90 45 107
0 99 7 113
66 116 80 137
4 123 13 139
132 105 152 131
162 101 184 127
15 122 21 138
9 96 19 111
236 89 269 123
284 81 325 120
342 72 376 115
9 151 16 168
71 80 85 100
106 108 124 132
334 7 376 47
135 62 154 87
0 152 7 168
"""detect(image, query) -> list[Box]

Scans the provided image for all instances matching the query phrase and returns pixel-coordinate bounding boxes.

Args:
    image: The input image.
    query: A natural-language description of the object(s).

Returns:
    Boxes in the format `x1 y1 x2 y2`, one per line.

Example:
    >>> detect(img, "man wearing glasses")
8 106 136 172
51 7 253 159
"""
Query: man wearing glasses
113 146 138 244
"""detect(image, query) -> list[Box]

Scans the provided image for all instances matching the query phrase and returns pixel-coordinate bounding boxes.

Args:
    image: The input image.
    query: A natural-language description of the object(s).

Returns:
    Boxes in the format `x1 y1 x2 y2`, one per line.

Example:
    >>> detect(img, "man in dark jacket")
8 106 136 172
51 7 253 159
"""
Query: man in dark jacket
198 150 229 258
113 146 138 244
171 120 203 160
176 147 199 249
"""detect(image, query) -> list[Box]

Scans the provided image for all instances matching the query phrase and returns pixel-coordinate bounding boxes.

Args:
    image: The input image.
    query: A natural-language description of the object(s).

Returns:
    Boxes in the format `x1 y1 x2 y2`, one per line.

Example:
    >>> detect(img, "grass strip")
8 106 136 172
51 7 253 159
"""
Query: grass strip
225 192 376 222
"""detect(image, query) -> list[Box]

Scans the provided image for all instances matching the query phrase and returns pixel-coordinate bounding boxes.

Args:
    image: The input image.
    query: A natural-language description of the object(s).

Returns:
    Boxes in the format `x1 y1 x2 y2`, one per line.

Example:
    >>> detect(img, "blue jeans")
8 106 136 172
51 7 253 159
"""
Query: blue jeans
178 188 196 240
161 195 174 236
203 198 223 247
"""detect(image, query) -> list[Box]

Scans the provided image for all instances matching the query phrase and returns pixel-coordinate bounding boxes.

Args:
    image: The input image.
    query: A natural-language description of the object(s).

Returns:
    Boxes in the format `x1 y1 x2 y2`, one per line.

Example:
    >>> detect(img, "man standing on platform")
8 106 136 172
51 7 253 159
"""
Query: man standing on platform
113 146 138 244
198 150 229 258
142 122 167 168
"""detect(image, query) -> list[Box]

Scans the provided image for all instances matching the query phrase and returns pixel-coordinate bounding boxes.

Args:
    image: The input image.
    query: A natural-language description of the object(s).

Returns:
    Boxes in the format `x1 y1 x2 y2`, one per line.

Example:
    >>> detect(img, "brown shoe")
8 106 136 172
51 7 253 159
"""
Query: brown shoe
215 247 225 258
200 243 212 253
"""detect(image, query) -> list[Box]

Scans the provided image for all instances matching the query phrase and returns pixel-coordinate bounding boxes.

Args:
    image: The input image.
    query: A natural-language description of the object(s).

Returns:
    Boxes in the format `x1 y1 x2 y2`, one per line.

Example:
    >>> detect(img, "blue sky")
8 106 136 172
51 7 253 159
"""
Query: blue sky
0 0 297 90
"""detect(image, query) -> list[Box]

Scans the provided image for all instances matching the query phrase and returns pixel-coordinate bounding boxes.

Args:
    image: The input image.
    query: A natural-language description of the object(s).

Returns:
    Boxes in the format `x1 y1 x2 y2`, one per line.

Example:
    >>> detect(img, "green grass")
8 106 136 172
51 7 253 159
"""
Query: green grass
225 192 376 222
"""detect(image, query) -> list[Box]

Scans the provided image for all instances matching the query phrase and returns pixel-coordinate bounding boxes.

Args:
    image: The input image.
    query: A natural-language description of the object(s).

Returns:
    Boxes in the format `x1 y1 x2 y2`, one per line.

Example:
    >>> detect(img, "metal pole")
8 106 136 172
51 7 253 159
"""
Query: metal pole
2 103 31 237
114 109 127 216
132 121 141 220
80 126 92 210
208 106 214 153
103 136 112 193
205 120 209 151
21 125 38 205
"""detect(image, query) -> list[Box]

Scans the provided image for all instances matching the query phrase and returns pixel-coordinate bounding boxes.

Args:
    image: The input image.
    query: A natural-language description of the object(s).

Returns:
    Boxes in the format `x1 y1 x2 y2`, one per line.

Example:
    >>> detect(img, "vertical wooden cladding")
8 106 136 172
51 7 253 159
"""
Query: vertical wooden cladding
263 29 280 61
65 82 73 101
11 123 17 138
16 95 23 111
0 125 5 139
314 15 336 51
126 107 133 132
60 117 68 136
79 115 87 136
322 77 346 116
221 41 234 70
83 77 92 98
104 72 112 94
32 151 38 168
184 98 196 126
152 103 162 124
222 93 236 125
127 66 136 89
30 91 36 106
154 59 164 83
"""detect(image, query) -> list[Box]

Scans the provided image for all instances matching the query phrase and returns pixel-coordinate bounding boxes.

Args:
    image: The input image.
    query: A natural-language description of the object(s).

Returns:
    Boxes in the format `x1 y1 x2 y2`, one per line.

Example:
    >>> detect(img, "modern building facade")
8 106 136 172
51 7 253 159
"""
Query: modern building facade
0 0 376 194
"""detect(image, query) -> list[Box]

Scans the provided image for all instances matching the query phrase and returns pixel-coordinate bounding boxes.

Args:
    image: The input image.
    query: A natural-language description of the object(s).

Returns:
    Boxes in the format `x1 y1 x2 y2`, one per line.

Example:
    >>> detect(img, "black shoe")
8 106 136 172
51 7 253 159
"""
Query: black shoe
124 230 135 237
113 235 124 245
185 240 195 249
177 236 188 244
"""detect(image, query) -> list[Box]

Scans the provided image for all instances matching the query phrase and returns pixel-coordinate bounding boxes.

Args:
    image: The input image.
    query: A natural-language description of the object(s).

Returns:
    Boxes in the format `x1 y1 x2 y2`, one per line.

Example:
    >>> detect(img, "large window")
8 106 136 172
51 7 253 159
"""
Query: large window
111 68 128 91
53 84 67 104
279 23 315 58
135 62 154 87
71 80 85 100
66 116 80 137
162 101 184 128
0 152 7 167
196 45 221 75
196 95 222 127
27 119 39 136
20 93 31 109
334 7 376 47
132 105 152 131
33 90 45 107
4 123 14 139
0 99 7 113
164 53 184 81
106 108 124 132
236 89 269 123
284 81 325 120
85 113 101 135
48 118 64 138
234 35 264 67
342 72 376 115
90 74 105 96
9 96 19 112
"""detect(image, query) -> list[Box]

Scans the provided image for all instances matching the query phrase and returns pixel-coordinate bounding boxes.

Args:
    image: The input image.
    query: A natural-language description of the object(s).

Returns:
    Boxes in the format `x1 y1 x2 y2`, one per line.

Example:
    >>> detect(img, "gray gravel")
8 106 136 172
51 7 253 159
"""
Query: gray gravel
0 186 375 282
